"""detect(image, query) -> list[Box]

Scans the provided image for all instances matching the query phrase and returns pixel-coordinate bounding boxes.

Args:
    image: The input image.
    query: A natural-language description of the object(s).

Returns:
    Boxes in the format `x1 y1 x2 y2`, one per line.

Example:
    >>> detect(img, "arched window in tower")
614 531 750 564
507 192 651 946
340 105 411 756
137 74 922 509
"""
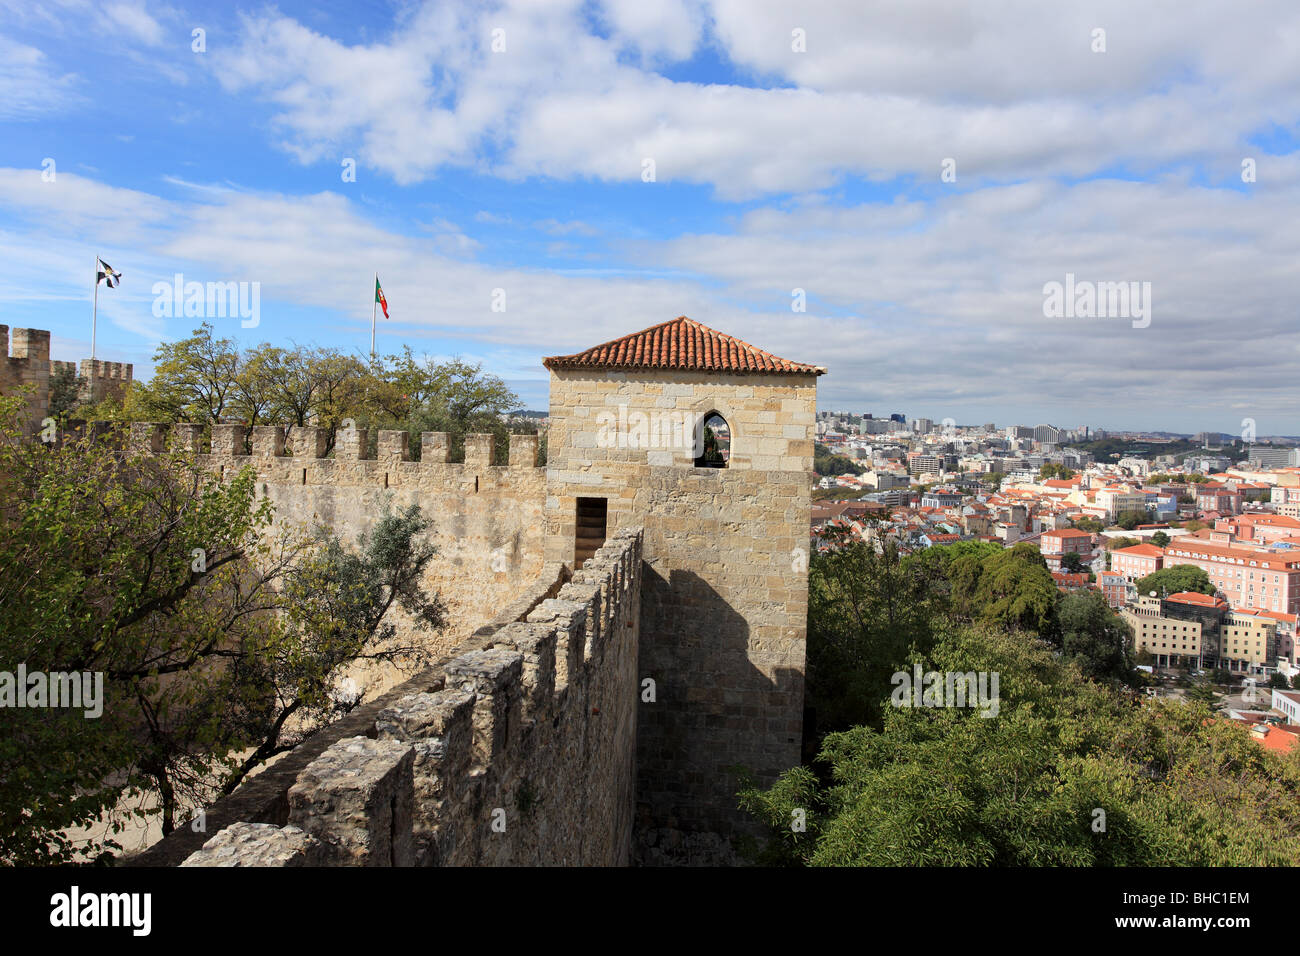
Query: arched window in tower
694 411 730 468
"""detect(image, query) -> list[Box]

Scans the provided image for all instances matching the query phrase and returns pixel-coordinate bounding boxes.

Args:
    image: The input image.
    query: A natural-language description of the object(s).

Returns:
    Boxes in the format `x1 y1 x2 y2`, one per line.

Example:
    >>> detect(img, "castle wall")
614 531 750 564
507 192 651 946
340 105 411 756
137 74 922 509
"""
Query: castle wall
174 529 643 867
543 368 815 864
189 424 549 671
77 358 133 404
0 325 51 429
0 326 133 429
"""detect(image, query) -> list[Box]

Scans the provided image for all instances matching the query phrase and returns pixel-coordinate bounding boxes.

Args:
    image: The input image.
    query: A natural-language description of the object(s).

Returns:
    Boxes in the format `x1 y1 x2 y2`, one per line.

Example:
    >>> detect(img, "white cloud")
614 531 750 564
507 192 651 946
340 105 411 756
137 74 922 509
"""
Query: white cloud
595 0 703 63
209 0 1300 198
3 162 1299 429
0 36 81 120
104 1 165 46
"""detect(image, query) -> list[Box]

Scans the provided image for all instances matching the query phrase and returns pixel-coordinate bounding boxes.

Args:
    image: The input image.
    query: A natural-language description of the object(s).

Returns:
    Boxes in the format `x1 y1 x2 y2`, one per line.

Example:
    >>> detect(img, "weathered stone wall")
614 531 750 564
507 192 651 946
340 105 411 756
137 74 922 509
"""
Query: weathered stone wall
543 368 816 864
77 357 133 404
176 529 642 867
166 423 549 670
0 326 134 429
0 325 51 429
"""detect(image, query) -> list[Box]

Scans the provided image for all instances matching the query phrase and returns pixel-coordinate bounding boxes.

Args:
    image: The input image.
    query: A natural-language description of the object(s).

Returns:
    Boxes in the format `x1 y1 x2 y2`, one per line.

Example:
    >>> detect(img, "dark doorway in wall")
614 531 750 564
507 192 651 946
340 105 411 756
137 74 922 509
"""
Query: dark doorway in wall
694 411 730 468
575 497 608 570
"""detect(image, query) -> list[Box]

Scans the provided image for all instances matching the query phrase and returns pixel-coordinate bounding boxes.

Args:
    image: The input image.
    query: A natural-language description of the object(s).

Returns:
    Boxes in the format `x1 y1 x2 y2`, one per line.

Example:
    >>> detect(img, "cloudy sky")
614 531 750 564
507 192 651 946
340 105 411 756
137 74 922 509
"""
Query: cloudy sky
2 0 1298 434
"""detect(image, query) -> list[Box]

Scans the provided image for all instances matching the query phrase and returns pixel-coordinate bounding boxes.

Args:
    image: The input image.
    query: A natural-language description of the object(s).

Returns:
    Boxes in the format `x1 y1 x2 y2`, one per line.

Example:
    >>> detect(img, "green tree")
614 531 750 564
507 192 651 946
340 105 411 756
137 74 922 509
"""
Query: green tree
1136 566 1215 598
1115 509 1149 531
1072 517 1104 534
141 322 241 424
1056 590 1137 684
1061 551 1087 573
966 542 1060 639
813 444 864 477
1185 679 1220 709
804 524 940 736
1151 531 1170 548
46 365 82 420
740 627 1300 866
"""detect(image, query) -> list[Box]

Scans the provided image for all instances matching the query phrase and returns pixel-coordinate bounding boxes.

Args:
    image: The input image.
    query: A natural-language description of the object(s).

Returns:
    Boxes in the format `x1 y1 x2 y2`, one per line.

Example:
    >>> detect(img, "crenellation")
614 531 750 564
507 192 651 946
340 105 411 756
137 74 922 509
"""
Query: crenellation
129 421 166 453
463 433 495 469
11 327 50 363
421 431 449 463
180 823 325 867
526 598 587 693
376 688 476 866
287 425 328 458
445 648 525 770
491 622 558 726
509 433 539 467
286 736 416 867
335 426 369 461
251 424 285 458
377 429 409 461
555 581 603 659
170 423 204 455
210 423 248 457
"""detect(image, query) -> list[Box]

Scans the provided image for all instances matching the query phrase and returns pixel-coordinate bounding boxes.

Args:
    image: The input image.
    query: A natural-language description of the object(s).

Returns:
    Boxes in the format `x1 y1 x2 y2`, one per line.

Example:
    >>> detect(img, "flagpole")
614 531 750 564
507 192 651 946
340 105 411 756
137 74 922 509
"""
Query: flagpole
371 272 377 361
91 256 98 360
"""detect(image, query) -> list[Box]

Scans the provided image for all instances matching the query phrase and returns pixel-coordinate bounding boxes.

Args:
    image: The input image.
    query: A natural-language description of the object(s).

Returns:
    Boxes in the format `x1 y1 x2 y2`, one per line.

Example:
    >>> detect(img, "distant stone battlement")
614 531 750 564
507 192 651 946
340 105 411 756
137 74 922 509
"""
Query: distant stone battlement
141 528 643 867
78 358 134 405
78 358 134 381
1 325 53 425
0 325 133 422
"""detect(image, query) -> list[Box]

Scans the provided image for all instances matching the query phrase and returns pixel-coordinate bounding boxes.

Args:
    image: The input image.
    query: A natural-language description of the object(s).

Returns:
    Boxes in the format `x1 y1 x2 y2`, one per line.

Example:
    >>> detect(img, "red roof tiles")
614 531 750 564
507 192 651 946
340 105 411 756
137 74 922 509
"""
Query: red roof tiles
1166 591 1225 607
542 316 826 375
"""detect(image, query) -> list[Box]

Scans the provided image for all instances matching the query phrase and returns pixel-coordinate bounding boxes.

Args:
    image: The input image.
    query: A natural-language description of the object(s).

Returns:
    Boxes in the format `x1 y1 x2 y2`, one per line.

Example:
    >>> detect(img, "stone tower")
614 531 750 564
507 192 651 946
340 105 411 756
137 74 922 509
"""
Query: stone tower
0 325 51 429
542 316 824 863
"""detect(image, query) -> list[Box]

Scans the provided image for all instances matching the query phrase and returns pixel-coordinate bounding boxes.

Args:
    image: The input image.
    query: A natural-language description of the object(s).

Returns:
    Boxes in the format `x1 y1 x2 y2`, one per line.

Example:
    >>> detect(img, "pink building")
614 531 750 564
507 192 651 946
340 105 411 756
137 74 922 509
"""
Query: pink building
1040 528 1095 571
1112 543 1164 582
1163 540 1300 615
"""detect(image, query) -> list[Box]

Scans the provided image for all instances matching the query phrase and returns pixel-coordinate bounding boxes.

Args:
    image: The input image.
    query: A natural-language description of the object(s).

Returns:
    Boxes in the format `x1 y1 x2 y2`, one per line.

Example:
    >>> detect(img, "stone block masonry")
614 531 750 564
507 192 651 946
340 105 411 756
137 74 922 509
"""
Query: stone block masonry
163 423 550 669
543 368 816 865
178 529 642 866
0 326 133 430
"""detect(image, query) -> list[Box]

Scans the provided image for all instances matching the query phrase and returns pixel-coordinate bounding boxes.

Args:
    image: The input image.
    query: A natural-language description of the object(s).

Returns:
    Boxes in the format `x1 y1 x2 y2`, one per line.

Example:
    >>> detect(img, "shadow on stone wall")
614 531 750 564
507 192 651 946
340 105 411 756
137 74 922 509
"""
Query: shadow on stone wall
635 566 803 866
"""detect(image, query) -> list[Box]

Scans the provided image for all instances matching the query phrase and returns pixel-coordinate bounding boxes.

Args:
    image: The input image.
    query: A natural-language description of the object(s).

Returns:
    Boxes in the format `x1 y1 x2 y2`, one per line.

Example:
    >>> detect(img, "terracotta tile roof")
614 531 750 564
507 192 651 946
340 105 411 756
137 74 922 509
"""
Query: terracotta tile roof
1167 591 1224 607
1166 539 1300 570
1052 572 1090 588
542 316 827 375
1115 543 1165 557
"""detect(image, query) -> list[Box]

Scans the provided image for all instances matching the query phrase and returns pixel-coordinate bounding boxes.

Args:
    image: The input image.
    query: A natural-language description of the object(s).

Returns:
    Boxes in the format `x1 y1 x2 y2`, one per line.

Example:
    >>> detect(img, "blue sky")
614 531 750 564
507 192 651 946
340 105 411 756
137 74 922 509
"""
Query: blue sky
2 0 1299 434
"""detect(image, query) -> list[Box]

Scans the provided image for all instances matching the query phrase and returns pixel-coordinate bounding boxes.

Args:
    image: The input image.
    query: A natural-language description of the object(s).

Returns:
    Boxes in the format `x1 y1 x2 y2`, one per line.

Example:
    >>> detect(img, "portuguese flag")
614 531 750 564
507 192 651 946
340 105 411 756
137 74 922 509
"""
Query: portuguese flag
375 276 389 319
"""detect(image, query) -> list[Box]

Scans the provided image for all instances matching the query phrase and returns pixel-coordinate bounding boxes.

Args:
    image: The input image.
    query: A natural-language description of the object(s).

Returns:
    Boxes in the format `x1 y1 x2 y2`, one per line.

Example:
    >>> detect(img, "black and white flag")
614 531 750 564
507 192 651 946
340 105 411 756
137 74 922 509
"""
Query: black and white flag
96 258 121 288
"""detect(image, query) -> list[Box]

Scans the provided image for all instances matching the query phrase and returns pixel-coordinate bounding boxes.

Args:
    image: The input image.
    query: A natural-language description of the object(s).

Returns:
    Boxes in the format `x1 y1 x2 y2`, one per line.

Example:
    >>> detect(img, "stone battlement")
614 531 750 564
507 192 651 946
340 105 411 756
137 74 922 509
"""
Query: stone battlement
0 325 134 422
162 528 642 867
122 422 541 479
1 325 53 426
